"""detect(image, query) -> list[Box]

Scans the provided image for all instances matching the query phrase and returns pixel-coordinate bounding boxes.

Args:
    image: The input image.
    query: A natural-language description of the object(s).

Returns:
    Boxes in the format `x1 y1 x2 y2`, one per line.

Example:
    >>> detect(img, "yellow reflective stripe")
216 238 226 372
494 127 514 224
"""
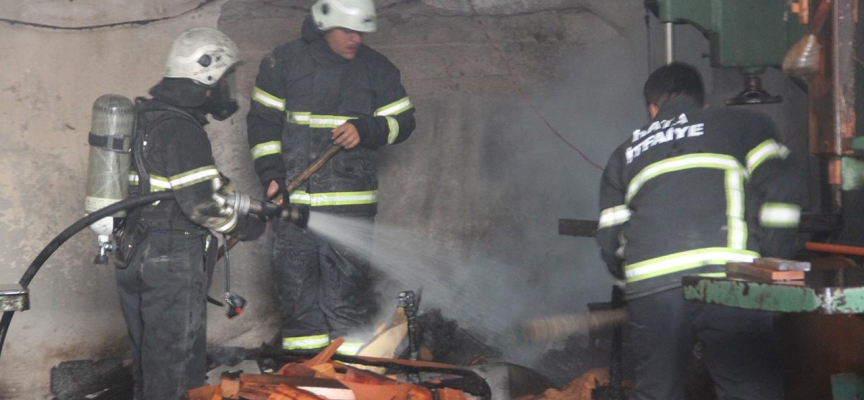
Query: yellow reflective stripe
385 116 399 144
286 111 311 124
251 141 282 160
624 247 759 283
252 87 285 111
285 110 356 128
746 139 789 174
760 202 801 228
335 341 365 356
149 175 172 191
699 272 727 278
626 154 745 204
169 166 220 190
283 334 330 350
726 170 747 250
374 96 413 116
599 205 631 229
310 115 354 128
128 172 139 186
289 190 378 206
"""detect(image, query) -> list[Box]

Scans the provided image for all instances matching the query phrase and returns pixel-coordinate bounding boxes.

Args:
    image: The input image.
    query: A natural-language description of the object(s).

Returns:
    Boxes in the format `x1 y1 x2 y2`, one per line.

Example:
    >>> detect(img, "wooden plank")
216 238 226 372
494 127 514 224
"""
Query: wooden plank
273 384 330 400
727 273 807 285
726 263 805 281
302 338 344 368
753 257 811 271
237 387 273 400
221 377 241 398
188 386 222 400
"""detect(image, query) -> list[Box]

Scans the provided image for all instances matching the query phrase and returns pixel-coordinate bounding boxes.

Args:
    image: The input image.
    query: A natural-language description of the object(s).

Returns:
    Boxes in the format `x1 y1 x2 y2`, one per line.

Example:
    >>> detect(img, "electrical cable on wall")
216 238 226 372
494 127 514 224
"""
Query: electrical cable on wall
466 0 605 171
0 0 215 30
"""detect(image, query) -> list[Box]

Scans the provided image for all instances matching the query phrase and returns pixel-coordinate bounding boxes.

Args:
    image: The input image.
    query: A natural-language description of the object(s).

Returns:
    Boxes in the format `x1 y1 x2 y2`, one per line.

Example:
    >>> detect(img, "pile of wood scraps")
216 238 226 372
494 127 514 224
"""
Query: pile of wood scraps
188 338 473 400
725 257 811 285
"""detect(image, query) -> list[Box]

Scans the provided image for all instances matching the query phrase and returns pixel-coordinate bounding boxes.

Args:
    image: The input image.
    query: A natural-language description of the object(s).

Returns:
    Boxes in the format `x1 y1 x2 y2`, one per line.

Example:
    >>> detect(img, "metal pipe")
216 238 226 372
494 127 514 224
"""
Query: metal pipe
806 241 864 257
665 23 674 64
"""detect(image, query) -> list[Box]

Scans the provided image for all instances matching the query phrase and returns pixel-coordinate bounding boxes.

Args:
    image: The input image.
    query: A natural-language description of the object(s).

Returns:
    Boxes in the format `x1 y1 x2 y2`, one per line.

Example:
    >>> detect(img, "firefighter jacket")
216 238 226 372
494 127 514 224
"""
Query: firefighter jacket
596 97 802 299
129 82 261 240
247 16 415 217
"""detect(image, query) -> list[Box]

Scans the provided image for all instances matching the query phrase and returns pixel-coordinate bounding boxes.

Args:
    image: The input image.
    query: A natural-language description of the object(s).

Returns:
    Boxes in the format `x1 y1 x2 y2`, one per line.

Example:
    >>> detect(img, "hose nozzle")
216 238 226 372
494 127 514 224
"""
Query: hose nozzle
281 204 309 229
226 192 280 219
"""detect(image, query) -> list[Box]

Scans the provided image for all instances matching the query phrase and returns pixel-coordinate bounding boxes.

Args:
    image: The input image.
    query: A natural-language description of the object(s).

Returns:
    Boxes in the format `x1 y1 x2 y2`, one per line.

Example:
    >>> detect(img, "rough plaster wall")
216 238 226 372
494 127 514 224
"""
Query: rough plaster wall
0 0 808 397
0 1 253 397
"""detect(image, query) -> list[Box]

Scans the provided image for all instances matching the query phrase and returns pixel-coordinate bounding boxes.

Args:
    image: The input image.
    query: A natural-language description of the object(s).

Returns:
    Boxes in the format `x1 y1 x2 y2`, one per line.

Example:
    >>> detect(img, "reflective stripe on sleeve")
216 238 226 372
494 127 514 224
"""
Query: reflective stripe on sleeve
169 166 220 190
598 205 631 229
287 111 311 125
624 247 759 283
251 141 282 160
129 172 139 186
283 334 330 350
252 87 285 111
310 115 355 128
289 190 378 207
760 202 801 228
149 175 172 192
746 139 790 174
385 116 399 144
374 96 413 116
286 111 356 128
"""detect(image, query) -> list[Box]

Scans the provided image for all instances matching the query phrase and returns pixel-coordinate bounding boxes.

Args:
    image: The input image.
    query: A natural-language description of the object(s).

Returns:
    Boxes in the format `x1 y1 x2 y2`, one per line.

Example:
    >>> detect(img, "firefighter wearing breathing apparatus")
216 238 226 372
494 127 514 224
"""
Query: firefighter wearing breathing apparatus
114 27 265 400
247 0 415 355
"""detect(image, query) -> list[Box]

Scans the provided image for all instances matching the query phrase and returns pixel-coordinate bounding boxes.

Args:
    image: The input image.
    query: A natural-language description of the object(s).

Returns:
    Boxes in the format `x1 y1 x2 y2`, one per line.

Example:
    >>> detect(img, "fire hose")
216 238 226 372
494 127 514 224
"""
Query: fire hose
0 143 341 359
0 144 343 361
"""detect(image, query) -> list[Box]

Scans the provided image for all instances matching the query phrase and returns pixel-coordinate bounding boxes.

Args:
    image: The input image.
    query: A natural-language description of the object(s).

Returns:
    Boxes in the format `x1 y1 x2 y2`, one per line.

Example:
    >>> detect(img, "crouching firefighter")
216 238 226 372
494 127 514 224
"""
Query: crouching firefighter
113 27 266 400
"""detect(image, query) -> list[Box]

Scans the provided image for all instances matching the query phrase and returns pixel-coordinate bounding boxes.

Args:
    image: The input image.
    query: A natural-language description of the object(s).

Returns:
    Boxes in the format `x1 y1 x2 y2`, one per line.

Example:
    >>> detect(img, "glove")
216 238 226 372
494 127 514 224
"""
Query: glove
232 215 266 242
265 179 286 201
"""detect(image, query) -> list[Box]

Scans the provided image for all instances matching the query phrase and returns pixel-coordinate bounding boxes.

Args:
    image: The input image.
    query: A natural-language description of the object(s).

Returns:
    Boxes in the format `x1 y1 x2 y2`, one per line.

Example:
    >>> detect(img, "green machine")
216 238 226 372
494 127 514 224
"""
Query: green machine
648 0 809 105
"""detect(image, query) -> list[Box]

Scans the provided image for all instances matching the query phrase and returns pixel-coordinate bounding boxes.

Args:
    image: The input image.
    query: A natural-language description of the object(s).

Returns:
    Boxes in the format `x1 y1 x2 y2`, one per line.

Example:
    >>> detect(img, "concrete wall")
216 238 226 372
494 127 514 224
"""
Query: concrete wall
0 0 808 397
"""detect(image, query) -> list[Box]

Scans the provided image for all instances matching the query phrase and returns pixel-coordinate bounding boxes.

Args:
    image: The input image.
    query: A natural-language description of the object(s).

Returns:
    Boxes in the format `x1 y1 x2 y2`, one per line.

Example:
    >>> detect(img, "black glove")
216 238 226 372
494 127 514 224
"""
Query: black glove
233 215 266 242
265 179 286 201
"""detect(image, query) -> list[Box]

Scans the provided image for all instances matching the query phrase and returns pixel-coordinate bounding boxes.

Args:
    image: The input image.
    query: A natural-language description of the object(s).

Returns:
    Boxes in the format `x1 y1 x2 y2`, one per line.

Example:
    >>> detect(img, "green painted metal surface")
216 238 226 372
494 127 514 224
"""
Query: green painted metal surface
657 0 806 68
683 278 821 312
683 277 864 314
829 286 864 314
841 157 864 191
830 373 864 400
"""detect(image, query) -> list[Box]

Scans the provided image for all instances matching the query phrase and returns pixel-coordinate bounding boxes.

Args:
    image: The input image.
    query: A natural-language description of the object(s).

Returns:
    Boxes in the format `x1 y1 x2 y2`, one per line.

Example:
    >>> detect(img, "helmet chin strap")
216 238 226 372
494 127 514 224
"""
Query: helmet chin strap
149 78 238 121
149 78 209 108
203 99 239 121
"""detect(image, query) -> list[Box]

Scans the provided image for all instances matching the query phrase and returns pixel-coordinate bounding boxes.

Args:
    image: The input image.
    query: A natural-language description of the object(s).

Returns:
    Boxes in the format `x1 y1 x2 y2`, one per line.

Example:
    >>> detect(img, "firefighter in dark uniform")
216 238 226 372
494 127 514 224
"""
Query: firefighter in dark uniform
596 62 801 400
246 0 415 354
115 27 265 400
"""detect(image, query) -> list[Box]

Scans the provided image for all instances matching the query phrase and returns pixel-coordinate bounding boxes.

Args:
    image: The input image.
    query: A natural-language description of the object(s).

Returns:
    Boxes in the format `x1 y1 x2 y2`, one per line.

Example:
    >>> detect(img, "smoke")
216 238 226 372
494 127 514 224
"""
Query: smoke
334 7 652 367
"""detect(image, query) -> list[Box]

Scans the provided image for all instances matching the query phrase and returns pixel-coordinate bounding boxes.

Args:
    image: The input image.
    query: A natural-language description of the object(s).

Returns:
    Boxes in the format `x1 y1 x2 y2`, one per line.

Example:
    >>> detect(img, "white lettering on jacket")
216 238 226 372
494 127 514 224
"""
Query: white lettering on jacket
625 113 703 164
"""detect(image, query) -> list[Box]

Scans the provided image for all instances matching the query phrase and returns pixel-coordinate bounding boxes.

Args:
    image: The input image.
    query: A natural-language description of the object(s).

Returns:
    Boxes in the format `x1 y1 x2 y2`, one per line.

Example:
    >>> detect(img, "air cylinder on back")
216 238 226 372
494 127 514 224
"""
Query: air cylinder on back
85 94 135 246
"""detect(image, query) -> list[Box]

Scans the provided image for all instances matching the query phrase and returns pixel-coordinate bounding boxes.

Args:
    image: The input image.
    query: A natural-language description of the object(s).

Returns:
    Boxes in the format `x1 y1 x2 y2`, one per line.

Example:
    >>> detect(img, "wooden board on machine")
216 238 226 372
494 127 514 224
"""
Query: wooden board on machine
725 260 807 283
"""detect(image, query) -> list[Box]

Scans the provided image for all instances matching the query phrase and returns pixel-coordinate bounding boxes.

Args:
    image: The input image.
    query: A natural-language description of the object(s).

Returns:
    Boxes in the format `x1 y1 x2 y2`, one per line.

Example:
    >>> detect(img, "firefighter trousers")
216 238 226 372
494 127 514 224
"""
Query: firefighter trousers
116 228 210 400
271 217 379 353
626 287 783 400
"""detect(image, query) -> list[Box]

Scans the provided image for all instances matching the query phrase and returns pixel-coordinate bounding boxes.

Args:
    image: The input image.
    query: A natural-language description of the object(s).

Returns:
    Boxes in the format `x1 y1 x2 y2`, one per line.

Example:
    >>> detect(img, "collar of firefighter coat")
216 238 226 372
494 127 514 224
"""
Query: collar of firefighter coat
655 96 703 121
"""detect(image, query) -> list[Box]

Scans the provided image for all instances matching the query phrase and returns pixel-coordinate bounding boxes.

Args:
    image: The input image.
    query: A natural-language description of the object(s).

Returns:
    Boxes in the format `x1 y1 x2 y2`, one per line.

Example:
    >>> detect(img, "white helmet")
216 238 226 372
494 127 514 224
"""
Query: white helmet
311 0 377 33
163 27 239 87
